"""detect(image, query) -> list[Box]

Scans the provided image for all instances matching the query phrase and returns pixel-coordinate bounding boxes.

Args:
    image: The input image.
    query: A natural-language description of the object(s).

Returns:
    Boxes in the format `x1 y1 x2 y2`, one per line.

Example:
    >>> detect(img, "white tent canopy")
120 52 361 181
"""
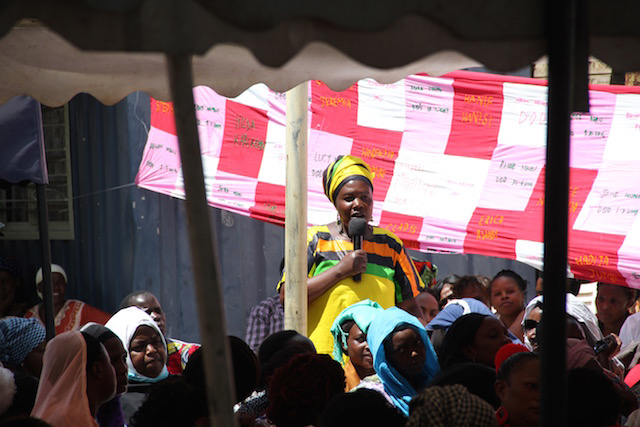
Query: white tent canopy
0 25 483 105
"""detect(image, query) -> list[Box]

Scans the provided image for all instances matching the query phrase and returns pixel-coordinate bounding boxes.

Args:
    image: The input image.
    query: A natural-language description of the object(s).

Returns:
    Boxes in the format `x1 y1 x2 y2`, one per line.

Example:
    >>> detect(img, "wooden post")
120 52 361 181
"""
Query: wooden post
166 53 237 427
284 82 308 333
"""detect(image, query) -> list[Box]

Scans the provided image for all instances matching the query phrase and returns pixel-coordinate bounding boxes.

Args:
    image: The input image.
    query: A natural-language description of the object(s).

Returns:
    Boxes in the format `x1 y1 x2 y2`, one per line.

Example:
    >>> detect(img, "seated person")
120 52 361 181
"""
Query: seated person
31 331 116 426
429 362 501 409
184 338 260 407
494 351 540 427
427 296 495 333
407 384 497 427
490 270 527 342
80 323 129 427
427 296 519 352
25 264 110 334
105 307 169 425
438 313 511 370
236 330 316 420
596 282 636 337
245 293 284 353
567 368 622 427
523 294 603 349
0 318 46 421
318 388 405 427
0 318 46 377
120 290 199 375
0 256 35 318
330 299 382 390
359 307 440 416
452 275 490 307
433 275 460 310
129 376 208 427
414 288 440 327
266 353 344 427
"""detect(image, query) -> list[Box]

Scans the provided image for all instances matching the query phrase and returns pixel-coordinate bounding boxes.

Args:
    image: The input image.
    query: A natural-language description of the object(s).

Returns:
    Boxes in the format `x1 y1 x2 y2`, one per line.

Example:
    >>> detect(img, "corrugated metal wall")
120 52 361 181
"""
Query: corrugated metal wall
1 91 537 344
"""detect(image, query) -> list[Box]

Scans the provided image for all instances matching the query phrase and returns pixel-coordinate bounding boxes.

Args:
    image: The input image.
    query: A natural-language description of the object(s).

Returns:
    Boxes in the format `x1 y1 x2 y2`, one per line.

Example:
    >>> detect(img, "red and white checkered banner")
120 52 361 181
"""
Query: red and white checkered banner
136 71 640 288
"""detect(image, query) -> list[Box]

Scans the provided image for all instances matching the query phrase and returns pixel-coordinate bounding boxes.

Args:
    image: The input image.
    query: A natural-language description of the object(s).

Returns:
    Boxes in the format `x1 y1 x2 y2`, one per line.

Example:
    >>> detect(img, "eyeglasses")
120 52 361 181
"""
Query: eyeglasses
523 319 539 331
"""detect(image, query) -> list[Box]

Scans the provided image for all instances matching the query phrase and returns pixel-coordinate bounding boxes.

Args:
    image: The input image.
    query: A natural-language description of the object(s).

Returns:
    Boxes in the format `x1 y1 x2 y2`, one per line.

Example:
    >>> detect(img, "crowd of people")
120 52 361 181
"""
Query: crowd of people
1 155 640 426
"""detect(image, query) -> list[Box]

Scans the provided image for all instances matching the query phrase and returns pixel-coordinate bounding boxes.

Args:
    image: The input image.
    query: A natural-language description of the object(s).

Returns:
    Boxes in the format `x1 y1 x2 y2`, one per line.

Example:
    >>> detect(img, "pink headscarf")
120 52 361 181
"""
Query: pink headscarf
31 331 99 427
566 338 600 370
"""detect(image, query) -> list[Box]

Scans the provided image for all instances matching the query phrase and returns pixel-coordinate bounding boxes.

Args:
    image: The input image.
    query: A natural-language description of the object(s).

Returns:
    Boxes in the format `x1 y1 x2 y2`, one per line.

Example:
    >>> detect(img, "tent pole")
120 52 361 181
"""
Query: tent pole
284 83 308 333
541 0 575 425
166 54 237 427
36 183 55 340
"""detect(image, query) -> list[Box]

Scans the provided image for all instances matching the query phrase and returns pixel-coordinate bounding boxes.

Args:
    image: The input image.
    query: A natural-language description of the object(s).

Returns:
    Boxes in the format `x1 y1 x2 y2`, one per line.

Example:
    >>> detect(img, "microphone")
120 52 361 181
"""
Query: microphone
348 217 367 282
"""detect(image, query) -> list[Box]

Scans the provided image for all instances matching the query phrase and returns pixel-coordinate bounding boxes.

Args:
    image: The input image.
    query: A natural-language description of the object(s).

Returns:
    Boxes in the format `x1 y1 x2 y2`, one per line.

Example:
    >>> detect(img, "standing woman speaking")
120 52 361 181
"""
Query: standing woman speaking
279 155 425 355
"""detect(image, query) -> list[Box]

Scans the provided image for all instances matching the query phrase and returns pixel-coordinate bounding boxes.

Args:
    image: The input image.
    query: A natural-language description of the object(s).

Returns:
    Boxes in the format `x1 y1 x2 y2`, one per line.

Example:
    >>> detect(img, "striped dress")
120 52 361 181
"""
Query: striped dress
281 224 424 355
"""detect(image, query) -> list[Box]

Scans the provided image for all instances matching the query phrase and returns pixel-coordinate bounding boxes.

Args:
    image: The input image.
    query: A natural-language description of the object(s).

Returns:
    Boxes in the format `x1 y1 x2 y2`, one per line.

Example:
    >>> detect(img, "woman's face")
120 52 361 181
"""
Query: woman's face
104 337 129 394
129 325 166 378
465 316 511 367
491 276 525 317
334 180 373 233
37 272 67 308
595 284 634 328
439 283 454 309
388 328 426 379
96 344 118 403
415 292 439 326
495 358 541 426
346 323 374 374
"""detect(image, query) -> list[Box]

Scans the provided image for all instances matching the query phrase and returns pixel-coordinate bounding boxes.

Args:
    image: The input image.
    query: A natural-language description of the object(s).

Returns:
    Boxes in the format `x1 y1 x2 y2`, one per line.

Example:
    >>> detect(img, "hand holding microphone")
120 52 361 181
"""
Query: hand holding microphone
348 217 368 282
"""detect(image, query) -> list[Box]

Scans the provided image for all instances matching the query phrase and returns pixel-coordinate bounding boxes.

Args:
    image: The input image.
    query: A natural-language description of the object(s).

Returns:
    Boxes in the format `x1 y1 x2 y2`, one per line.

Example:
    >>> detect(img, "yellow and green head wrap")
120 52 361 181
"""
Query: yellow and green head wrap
322 155 374 205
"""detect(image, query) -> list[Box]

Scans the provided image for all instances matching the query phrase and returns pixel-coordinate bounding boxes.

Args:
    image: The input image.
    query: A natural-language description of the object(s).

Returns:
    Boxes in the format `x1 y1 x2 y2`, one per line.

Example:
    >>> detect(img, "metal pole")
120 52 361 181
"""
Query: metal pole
166 53 237 427
284 82 308 333
36 184 55 340
541 0 575 425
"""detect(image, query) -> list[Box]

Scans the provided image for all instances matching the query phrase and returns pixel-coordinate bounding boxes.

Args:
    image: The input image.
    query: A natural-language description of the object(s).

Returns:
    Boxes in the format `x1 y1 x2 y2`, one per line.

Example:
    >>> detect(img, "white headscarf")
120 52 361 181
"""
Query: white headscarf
105 307 169 383
620 312 640 352
34 263 68 299
523 294 603 348
31 331 98 427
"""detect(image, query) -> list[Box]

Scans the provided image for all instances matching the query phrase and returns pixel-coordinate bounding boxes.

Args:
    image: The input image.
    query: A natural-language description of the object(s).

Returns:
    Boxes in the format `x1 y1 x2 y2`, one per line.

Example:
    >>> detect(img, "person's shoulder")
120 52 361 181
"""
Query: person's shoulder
371 226 404 246
167 337 200 349
308 224 330 236
76 300 111 323
24 305 40 318
253 295 282 311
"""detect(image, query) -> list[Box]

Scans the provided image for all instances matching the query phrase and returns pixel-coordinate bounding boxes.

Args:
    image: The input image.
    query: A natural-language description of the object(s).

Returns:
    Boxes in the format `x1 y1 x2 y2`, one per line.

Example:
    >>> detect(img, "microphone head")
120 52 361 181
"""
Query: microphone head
348 217 368 236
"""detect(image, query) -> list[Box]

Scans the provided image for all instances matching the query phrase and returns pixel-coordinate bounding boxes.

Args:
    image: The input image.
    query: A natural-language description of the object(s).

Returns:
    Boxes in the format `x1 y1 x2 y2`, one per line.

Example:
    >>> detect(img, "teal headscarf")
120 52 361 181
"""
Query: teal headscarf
330 299 383 364
367 307 440 416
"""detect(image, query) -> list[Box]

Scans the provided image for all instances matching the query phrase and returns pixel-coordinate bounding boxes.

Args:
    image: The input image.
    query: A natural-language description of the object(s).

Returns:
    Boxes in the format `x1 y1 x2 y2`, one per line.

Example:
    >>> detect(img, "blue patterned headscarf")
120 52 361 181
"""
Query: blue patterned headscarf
367 307 440 416
330 299 383 364
0 317 46 366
